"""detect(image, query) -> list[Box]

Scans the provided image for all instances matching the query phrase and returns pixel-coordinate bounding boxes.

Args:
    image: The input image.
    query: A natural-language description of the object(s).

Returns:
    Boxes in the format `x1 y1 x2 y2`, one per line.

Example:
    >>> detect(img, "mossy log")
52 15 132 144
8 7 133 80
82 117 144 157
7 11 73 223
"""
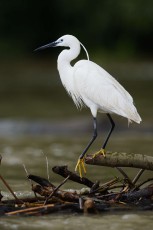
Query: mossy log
85 152 153 171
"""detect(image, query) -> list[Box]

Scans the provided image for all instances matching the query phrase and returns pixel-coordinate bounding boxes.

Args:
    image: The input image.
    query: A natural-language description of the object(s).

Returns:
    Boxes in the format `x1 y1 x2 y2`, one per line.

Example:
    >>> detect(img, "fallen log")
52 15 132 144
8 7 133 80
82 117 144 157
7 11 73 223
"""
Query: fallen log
85 152 153 170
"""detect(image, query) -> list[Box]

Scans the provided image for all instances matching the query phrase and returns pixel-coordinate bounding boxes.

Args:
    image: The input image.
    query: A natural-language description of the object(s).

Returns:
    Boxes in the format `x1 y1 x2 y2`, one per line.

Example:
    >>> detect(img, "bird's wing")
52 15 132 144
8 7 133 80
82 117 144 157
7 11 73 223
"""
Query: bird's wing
73 60 139 121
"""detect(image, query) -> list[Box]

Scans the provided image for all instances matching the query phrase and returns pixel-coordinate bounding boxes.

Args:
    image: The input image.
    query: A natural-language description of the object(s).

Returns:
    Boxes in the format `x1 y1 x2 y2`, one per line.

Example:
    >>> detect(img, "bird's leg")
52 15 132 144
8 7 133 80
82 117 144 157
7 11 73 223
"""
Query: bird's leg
93 114 115 158
75 117 97 177
102 114 115 149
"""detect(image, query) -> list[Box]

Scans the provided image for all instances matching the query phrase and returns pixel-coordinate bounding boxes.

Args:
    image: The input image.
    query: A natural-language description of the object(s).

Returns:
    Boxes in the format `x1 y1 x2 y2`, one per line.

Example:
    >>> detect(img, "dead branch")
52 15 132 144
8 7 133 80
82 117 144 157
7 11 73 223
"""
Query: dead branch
52 165 95 188
135 178 153 189
1 154 153 216
90 177 119 194
116 167 134 188
132 169 145 185
44 175 70 205
121 186 153 202
28 175 55 188
85 152 153 171
29 175 79 203
0 174 23 204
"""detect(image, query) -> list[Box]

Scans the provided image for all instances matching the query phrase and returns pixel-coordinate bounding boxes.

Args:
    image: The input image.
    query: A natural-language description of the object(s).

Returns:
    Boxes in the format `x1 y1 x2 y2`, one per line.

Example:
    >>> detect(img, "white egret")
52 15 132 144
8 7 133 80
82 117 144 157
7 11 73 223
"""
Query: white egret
35 35 142 177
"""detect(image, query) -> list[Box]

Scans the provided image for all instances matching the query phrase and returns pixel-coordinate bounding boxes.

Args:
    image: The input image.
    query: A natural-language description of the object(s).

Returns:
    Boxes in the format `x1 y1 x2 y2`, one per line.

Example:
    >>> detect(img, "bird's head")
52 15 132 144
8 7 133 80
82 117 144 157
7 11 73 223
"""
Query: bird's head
35 35 80 51
55 35 80 48
35 34 89 60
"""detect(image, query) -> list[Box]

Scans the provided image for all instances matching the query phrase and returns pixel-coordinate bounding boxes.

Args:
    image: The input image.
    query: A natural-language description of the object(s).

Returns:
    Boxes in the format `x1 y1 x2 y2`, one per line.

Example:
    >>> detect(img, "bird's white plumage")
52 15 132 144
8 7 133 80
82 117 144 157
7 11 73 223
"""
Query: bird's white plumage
56 35 141 124
35 34 142 177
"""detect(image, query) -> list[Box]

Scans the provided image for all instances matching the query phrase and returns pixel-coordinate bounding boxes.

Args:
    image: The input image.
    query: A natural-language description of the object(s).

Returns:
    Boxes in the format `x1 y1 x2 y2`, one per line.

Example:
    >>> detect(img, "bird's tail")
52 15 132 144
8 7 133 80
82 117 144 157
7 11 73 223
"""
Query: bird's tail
117 100 142 125
127 107 142 125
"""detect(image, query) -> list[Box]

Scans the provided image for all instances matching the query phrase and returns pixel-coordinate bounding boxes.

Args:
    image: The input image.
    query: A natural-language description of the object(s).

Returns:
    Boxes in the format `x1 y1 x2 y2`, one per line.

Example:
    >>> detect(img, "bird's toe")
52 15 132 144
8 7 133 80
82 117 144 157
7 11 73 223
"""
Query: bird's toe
93 148 106 158
75 158 86 178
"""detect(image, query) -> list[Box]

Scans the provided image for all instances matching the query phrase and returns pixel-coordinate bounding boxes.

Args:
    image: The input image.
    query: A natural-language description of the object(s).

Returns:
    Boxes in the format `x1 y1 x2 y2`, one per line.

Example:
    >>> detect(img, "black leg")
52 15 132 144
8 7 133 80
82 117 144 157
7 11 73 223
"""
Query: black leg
79 117 97 159
102 113 115 149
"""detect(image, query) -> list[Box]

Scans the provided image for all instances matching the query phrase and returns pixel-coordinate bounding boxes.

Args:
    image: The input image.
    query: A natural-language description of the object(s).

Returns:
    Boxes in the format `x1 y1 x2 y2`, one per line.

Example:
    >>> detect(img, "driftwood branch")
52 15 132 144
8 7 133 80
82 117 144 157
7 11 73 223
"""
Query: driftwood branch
52 165 95 188
28 174 79 203
1 148 153 216
1 165 153 216
85 152 153 171
0 174 22 204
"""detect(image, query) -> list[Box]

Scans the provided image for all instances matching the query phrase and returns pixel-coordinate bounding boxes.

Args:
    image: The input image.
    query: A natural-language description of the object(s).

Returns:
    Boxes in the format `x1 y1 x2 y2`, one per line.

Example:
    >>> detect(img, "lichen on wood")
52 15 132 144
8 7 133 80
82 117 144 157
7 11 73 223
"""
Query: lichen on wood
85 152 153 171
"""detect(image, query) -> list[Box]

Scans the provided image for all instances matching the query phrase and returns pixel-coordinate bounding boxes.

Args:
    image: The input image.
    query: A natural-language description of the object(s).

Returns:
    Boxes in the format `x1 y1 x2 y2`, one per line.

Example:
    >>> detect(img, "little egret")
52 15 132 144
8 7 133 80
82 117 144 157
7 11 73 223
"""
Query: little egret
35 35 142 177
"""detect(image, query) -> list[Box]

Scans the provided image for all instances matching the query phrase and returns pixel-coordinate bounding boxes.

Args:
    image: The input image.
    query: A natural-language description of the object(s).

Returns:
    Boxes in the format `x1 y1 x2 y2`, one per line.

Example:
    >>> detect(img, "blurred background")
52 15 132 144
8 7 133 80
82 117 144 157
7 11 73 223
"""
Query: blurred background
0 0 153 121
0 0 153 189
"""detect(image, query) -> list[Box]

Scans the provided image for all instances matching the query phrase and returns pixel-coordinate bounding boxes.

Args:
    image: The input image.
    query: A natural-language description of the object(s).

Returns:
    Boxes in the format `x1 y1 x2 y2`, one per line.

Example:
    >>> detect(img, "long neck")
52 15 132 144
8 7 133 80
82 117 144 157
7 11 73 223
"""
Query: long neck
57 43 81 92
57 43 80 70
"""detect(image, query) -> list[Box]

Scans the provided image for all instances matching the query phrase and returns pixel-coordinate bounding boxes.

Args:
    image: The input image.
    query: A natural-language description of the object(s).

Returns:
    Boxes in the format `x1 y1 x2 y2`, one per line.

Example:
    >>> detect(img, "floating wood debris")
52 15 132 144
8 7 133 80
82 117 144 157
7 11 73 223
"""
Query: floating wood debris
0 152 153 216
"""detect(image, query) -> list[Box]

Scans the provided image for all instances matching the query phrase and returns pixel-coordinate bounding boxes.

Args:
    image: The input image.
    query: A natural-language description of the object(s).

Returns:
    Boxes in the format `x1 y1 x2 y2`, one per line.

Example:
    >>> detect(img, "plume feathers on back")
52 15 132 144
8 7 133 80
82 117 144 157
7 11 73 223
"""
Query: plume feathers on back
72 60 141 124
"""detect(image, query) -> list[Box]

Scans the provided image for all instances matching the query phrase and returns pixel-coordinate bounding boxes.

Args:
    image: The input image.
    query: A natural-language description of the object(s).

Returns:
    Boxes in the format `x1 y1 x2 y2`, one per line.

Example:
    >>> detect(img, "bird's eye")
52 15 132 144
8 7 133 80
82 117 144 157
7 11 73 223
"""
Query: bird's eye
61 39 63 42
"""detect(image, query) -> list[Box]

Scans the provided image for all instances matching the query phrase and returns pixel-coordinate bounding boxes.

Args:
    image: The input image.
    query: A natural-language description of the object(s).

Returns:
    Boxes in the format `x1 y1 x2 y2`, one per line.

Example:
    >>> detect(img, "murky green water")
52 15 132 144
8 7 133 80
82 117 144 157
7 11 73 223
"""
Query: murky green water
0 133 153 189
1 212 153 230
0 59 153 229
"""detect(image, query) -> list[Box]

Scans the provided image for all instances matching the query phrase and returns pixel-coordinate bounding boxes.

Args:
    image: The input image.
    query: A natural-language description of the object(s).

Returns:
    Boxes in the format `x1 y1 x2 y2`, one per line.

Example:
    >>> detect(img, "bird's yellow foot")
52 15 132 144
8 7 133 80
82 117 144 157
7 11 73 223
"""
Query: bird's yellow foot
75 158 86 178
93 148 106 158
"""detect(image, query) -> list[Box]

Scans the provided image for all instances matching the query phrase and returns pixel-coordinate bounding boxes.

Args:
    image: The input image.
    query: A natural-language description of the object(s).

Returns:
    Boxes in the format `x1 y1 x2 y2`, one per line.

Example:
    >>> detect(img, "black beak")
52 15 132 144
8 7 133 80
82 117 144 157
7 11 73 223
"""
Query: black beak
34 41 57 52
